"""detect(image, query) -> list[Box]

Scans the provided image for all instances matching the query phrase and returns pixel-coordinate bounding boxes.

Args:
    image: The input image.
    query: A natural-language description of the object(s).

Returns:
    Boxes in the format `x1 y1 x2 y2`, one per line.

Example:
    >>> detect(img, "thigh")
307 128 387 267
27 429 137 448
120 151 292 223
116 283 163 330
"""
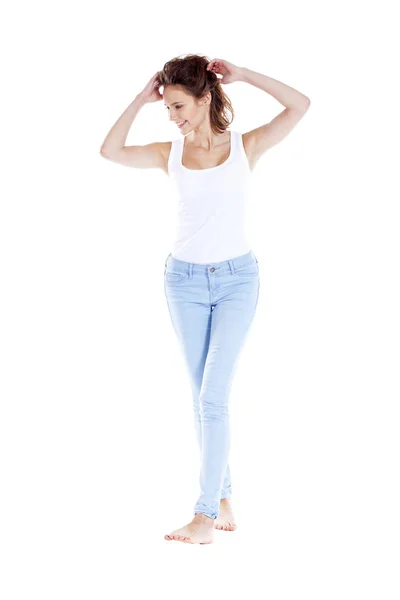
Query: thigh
203 276 260 389
164 275 212 392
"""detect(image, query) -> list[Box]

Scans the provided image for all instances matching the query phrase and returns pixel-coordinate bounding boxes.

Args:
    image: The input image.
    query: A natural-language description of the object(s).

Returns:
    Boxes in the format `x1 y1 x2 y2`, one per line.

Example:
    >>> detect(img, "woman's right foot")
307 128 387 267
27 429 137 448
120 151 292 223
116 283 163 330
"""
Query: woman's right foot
215 498 237 531
164 513 214 544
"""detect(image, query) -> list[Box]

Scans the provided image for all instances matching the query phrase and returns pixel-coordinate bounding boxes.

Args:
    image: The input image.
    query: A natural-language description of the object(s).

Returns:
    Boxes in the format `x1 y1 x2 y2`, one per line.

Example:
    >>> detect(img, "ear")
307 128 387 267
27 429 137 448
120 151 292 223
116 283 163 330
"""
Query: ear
204 91 212 106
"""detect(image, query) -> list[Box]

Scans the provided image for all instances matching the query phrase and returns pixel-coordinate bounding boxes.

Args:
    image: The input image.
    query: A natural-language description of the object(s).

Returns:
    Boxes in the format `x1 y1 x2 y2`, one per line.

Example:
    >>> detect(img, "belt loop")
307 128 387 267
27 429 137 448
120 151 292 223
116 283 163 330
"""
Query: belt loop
228 259 235 275
189 262 193 278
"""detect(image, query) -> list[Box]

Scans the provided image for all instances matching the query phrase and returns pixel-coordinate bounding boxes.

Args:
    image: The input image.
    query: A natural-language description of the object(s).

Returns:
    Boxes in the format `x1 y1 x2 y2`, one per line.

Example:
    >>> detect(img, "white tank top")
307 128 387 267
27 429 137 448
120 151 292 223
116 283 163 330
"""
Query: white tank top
167 129 253 264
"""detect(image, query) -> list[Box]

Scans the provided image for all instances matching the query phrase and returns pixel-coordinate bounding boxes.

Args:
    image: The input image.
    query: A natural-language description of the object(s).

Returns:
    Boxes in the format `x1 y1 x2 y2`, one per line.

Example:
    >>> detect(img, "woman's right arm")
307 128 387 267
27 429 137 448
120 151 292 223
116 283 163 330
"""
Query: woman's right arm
100 72 167 170
100 94 147 155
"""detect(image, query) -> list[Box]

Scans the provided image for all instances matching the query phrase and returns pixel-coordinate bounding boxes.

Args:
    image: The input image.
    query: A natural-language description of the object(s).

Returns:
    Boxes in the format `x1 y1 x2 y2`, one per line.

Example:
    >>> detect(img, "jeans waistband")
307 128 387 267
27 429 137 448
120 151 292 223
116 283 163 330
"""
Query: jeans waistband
164 250 258 275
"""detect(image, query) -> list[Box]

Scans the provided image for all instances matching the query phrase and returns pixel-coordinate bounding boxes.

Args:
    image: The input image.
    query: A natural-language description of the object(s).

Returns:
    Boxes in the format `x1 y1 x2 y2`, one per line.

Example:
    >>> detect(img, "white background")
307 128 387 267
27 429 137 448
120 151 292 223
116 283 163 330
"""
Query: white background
1 0 399 598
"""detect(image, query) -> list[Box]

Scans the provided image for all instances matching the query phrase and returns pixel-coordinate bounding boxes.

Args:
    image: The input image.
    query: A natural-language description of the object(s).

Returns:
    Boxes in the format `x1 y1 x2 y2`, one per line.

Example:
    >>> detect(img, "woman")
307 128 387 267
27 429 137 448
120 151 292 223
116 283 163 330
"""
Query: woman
100 54 310 544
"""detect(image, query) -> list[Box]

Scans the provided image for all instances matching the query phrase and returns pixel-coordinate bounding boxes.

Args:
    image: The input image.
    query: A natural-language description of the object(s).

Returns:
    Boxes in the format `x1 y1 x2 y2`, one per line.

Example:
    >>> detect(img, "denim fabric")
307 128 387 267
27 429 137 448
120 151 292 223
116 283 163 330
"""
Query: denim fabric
163 250 260 519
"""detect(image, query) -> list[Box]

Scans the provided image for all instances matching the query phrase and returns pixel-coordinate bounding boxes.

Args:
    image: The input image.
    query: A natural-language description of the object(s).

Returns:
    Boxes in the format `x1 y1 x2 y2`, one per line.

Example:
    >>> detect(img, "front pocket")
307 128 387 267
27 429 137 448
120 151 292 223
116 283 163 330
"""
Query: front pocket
235 263 259 277
164 270 189 285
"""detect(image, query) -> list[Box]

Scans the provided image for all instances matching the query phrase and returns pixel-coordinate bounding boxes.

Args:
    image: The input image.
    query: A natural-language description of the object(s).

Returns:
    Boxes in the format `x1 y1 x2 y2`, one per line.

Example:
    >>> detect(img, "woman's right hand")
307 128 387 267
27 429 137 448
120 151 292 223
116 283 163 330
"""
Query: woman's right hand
139 71 163 104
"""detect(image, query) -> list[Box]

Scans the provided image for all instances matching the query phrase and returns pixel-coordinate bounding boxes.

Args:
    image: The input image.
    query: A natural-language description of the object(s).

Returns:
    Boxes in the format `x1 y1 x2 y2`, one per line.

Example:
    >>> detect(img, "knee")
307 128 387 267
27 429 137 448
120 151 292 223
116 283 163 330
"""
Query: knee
200 398 229 422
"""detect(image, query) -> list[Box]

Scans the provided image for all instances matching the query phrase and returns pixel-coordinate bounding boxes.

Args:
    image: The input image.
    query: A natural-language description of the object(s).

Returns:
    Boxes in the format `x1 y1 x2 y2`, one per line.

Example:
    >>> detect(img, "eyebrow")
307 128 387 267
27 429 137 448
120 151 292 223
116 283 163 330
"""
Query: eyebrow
163 101 183 106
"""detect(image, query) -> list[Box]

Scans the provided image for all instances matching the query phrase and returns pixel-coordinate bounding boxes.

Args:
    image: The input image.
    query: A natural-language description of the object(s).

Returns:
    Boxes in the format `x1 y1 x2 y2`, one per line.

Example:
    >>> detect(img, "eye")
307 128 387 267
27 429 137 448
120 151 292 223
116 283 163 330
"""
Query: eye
165 105 182 110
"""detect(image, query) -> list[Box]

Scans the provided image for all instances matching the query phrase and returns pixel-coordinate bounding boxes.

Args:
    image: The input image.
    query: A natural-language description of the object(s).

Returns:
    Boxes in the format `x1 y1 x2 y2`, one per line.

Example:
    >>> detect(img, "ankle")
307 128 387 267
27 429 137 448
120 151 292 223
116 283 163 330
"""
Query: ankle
220 497 231 504
193 512 214 523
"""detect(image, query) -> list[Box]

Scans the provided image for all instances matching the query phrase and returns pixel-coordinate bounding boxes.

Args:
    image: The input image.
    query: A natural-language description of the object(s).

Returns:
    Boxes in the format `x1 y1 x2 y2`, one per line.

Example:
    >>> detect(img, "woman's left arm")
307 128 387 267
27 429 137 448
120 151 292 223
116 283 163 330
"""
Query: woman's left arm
238 67 310 111
236 67 310 170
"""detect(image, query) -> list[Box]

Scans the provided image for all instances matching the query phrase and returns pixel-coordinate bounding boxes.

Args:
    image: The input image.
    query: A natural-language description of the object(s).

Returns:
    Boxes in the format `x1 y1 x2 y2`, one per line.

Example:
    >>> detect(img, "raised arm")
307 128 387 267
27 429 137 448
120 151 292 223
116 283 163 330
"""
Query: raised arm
100 72 167 171
239 67 310 170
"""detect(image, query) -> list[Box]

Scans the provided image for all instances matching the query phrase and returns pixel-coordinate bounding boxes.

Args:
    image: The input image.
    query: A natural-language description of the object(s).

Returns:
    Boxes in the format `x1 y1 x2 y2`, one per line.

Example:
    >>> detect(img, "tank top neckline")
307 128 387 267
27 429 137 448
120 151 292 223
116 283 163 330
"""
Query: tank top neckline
179 130 234 173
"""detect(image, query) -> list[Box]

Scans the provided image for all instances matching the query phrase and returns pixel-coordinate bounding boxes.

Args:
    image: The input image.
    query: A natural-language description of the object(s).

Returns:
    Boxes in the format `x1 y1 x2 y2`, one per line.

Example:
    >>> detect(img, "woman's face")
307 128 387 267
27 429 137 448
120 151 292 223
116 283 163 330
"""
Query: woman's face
163 85 211 133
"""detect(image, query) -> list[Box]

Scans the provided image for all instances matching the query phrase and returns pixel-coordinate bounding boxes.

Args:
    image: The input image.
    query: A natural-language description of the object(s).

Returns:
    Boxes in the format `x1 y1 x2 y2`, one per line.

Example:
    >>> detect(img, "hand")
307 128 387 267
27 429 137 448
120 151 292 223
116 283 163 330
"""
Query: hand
206 58 242 84
139 71 163 104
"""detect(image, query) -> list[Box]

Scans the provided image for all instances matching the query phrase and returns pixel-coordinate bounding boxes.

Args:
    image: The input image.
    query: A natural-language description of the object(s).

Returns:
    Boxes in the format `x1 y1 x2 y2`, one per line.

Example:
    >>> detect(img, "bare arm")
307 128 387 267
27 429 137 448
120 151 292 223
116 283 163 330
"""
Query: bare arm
100 94 147 155
100 88 166 170
239 67 310 110
238 67 310 169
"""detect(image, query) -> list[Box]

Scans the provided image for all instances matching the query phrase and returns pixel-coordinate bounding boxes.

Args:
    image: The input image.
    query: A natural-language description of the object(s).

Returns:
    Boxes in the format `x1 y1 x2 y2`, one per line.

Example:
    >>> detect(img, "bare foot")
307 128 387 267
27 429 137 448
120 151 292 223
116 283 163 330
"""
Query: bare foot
164 513 215 544
214 498 237 531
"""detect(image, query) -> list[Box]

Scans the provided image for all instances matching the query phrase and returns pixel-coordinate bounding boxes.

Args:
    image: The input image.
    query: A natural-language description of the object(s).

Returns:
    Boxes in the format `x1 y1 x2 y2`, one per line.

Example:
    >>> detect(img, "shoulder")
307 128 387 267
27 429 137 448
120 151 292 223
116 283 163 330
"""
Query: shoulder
239 130 251 152
160 140 173 157
159 140 176 175
233 130 253 170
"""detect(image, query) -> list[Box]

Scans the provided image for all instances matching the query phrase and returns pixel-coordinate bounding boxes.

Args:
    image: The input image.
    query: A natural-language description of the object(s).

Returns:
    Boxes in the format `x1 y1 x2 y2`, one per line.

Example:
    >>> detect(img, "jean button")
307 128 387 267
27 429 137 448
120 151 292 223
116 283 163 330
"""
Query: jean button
210 267 215 272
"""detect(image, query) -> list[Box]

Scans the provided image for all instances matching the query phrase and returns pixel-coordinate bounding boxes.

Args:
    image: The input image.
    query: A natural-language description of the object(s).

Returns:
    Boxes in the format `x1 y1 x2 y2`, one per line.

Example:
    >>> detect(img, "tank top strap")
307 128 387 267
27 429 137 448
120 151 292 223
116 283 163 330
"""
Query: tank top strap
233 130 243 159
167 138 182 173
229 129 235 157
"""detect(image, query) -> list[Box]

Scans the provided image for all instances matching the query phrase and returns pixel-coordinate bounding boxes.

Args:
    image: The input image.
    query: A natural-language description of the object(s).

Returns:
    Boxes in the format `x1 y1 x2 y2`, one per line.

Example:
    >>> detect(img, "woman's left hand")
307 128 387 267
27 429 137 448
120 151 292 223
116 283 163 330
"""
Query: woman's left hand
206 58 242 84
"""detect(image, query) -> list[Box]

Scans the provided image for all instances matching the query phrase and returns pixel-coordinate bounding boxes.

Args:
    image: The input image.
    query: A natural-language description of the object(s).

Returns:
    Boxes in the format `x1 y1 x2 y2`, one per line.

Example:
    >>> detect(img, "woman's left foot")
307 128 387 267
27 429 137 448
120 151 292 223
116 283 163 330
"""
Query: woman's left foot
214 498 237 531
164 513 215 544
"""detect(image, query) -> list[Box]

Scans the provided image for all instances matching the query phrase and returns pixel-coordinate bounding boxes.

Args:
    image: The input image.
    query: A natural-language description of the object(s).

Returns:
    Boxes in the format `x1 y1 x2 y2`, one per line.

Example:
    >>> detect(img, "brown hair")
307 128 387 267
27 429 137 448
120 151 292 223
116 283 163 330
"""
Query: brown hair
157 54 234 135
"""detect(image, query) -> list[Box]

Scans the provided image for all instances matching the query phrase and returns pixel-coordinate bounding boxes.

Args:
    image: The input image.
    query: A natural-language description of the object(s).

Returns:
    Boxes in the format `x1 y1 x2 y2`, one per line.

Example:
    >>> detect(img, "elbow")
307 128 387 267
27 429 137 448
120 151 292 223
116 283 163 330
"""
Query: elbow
295 98 311 114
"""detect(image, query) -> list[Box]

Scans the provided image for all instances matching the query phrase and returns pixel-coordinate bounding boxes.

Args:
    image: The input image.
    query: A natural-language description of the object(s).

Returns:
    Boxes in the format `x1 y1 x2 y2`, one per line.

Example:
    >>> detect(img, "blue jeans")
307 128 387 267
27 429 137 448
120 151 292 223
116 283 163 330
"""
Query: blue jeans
163 250 260 519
